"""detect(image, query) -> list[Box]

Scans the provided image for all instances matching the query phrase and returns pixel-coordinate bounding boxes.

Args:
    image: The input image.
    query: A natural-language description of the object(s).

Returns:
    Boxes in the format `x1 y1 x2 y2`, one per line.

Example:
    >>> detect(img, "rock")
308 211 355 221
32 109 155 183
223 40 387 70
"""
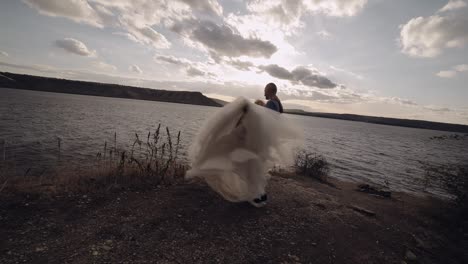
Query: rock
356 184 391 198
348 205 376 217
35 246 46 252
92 250 99 256
288 254 300 261
311 242 317 247
102 245 112 251
405 250 417 261
313 203 326 210
413 235 429 249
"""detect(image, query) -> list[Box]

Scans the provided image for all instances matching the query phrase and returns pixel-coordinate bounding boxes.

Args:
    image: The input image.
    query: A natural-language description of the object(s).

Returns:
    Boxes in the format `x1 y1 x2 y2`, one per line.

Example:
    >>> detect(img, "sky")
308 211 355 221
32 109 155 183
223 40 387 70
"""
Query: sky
0 0 467 124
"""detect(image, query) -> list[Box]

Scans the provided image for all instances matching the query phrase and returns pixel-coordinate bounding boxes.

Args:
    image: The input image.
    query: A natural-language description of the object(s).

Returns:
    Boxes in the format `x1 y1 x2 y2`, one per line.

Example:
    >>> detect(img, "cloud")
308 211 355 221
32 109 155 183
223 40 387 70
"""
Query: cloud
329 65 363 80
0 61 58 73
278 85 365 105
436 70 457 78
258 64 338 89
155 55 192 66
224 59 255 71
54 38 96 57
424 105 451 112
245 0 368 32
0 51 8 57
23 0 104 27
245 0 304 31
399 12 468 58
23 0 214 27
118 20 171 49
454 64 468 71
436 64 468 78
259 64 292 79
439 0 467 12
23 0 365 58
387 97 418 106
129 64 143 74
316 30 333 39
132 26 170 49
25 0 220 50
113 32 139 42
222 2 357 60
179 0 223 16
155 54 215 78
303 0 368 17
172 19 277 59
186 66 205 76
91 61 117 71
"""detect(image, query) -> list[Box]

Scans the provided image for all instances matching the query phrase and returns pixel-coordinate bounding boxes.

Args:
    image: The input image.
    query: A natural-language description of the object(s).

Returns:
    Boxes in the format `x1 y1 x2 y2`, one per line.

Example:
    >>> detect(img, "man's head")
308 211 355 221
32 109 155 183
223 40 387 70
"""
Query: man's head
264 82 277 100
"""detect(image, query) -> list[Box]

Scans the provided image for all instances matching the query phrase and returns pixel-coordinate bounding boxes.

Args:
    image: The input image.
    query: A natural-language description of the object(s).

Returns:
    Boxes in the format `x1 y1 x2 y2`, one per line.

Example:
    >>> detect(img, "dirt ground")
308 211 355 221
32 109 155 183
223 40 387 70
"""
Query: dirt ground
1 174 467 264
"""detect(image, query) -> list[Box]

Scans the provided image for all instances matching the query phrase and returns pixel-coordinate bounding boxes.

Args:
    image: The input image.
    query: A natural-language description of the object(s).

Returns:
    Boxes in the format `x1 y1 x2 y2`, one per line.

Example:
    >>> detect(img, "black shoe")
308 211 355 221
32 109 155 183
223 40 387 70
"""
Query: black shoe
250 194 267 207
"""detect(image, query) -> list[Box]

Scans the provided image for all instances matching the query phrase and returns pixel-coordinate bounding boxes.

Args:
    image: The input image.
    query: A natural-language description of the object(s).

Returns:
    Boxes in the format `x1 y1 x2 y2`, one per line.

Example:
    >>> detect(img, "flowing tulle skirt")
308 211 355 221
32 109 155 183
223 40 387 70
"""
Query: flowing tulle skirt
186 97 302 202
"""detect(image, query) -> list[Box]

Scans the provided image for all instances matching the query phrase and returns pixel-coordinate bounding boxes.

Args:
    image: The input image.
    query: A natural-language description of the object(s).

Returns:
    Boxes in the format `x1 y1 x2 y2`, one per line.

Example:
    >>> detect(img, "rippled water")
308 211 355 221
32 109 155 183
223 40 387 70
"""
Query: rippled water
1 88 467 197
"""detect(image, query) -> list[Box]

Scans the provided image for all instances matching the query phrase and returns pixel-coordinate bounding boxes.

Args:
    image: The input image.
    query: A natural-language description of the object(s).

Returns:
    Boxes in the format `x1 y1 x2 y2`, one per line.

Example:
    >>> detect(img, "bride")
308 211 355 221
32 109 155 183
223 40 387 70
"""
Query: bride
186 87 301 207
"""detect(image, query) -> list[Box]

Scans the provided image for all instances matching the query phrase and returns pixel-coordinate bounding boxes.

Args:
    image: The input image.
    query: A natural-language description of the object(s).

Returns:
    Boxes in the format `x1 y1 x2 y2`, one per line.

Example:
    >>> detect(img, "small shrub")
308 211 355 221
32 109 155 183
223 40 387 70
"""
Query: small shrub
294 150 330 183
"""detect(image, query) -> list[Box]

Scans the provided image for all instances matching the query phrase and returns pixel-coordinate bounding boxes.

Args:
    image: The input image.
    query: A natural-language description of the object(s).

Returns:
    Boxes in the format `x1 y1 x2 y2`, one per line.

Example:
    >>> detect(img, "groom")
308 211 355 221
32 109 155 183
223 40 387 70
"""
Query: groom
264 83 284 113
249 83 285 207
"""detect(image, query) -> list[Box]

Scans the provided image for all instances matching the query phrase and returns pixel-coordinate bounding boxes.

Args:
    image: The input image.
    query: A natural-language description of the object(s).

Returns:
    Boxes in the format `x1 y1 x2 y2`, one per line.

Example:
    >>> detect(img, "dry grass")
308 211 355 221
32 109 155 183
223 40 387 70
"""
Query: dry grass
294 150 330 183
0 125 187 195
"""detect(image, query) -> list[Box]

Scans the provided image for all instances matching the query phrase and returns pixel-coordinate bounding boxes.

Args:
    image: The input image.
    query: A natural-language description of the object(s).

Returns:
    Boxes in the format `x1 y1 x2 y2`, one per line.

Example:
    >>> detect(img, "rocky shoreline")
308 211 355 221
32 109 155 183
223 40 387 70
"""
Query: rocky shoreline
1 173 466 263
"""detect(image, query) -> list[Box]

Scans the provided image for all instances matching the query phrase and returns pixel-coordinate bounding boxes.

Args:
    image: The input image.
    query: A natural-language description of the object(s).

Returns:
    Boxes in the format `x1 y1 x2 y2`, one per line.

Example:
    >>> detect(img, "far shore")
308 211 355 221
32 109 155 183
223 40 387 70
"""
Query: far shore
2 71 468 133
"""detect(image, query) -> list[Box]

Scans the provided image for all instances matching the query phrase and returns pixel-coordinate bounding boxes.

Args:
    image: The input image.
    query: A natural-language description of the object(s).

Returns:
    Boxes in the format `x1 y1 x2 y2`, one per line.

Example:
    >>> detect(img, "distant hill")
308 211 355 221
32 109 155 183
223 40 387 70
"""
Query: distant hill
0 72 221 107
284 109 468 133
1 71 467 133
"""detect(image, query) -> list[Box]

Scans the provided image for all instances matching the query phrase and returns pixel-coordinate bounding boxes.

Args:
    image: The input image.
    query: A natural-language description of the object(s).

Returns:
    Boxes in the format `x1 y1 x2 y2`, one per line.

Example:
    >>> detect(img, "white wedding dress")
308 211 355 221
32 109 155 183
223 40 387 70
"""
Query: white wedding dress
186 97 302 206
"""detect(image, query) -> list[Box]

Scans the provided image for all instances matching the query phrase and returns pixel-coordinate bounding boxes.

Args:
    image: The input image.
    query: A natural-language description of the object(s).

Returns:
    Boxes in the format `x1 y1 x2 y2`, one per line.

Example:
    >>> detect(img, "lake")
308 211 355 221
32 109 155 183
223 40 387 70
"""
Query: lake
1 88 467 197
